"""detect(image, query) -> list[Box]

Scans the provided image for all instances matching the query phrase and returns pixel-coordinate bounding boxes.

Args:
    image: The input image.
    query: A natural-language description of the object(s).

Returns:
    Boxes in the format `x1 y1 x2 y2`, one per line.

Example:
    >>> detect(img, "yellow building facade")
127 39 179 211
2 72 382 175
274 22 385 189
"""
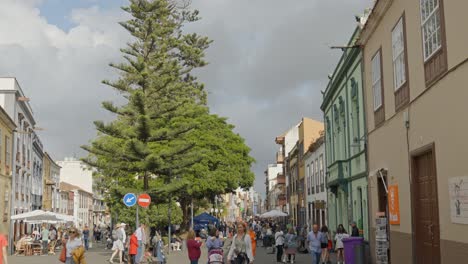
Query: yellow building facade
0 106 16 234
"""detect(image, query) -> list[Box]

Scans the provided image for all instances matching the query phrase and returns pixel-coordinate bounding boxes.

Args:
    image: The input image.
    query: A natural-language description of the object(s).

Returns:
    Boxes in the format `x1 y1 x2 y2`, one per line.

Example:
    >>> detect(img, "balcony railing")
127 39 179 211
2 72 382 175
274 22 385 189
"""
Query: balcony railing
276 151 284 164
93 205 106 212
277 175 286 184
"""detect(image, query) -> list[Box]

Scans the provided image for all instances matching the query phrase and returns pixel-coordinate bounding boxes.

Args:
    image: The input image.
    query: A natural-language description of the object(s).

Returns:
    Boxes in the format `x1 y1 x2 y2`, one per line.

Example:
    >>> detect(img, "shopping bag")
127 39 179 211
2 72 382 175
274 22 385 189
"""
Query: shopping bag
59 245 66 263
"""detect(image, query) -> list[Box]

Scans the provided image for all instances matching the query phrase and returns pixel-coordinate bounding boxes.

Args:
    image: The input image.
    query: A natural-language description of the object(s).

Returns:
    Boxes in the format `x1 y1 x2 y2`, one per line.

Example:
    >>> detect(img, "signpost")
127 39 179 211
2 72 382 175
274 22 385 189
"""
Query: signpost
122 193 151 228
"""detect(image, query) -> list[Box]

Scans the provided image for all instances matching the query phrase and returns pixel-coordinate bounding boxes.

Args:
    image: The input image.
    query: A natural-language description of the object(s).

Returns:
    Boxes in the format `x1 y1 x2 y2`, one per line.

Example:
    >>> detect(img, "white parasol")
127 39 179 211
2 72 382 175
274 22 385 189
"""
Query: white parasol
260 209 288 218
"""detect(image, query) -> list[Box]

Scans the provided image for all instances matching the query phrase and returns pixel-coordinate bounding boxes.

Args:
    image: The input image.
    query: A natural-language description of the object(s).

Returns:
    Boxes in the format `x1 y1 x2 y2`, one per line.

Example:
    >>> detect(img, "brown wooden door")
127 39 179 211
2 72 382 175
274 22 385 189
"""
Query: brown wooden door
412 148 440 264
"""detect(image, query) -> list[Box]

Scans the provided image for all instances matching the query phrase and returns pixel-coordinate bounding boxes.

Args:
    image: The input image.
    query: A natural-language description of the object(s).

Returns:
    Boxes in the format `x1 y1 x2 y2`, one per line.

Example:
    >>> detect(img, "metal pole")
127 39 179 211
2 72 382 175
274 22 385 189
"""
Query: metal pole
9 130 18 254
168 193 172 255
190 199 194 229
136 204 139 228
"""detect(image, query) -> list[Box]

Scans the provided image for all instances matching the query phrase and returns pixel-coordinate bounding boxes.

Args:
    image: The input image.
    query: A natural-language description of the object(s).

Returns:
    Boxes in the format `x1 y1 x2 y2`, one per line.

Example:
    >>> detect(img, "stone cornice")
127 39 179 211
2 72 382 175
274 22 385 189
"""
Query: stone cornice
358 0 394 45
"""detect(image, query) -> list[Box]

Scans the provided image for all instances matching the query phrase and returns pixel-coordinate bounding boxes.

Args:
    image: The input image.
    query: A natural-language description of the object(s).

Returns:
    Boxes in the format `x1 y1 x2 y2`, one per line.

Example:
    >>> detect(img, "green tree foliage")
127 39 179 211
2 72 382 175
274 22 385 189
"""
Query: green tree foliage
82 0 254 227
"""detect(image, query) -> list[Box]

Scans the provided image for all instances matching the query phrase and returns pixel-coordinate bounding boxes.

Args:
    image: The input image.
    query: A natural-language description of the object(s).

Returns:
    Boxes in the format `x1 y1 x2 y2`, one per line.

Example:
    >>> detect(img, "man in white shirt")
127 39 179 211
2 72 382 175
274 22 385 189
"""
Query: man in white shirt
275 228 285 263
135 223 146 264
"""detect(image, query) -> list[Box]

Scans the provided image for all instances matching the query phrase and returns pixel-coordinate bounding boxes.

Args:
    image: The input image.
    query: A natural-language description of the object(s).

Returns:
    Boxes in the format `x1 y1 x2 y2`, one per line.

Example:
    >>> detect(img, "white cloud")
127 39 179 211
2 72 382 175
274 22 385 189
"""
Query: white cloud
0 0 131 160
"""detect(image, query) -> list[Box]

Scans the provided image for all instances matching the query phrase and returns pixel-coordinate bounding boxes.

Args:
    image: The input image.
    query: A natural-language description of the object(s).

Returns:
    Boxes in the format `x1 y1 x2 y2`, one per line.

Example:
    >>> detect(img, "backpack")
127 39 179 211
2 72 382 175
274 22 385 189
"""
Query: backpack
112 230 118 241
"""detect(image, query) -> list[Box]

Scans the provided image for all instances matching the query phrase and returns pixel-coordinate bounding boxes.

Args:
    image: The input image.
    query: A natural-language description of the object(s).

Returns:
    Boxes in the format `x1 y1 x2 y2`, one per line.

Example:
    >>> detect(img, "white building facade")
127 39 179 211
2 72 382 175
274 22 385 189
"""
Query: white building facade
265 164 283 211
50 161 61 213
31 134 43 211
57 157 93 194
275 123 300 214
304 135 327 227
0 78 36 215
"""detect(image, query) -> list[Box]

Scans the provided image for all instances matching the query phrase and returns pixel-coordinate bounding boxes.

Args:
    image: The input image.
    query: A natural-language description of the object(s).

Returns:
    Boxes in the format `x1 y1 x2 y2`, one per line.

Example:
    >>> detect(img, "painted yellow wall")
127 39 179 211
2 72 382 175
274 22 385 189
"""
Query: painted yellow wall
362 0 468 257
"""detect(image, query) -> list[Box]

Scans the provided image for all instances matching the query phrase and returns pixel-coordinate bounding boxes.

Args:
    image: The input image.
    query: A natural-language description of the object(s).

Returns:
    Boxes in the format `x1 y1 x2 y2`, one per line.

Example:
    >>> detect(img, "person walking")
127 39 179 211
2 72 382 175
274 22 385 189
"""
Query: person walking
0 233 8 264
206 228 224 252
247 225 257 257
350 221 360 237
109 224 124 264
64 227 86 264
186 230 202 264
306 224 323 264
41 224 50 255
129 231 138 264
334 224 349 264
135 223 146 264
284 228 298 264
320 226 330 264
82 225 90 251
227 222 254 264
274 228 285 263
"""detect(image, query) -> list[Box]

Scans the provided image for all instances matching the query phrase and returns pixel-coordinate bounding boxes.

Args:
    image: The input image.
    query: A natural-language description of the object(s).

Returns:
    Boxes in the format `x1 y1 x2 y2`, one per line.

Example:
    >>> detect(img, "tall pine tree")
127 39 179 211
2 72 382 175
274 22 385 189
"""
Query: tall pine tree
82 0 254 226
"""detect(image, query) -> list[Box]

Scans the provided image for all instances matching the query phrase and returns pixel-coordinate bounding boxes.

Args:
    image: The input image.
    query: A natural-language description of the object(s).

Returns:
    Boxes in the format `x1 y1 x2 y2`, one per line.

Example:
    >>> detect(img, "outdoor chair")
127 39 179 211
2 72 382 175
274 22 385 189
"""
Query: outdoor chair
14 240 26 256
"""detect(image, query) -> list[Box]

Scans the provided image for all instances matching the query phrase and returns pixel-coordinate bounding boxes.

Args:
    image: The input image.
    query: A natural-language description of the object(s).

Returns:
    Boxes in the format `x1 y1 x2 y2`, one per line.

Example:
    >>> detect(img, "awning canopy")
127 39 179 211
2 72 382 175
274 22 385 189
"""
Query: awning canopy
11 210 75 223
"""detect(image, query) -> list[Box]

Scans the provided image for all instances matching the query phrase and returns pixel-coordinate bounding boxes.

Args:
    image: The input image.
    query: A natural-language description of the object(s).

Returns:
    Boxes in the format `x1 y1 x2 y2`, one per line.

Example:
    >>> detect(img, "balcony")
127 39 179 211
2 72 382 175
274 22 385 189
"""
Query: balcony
275 136 285 145
276 151 284 164
327 160 346 188
94 205 106 212
277 174 286 184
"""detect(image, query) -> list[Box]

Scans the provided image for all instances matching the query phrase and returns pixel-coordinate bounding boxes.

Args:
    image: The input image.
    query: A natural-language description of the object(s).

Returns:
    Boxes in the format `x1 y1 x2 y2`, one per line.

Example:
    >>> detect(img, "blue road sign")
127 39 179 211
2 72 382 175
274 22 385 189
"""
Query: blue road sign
123 193 137 207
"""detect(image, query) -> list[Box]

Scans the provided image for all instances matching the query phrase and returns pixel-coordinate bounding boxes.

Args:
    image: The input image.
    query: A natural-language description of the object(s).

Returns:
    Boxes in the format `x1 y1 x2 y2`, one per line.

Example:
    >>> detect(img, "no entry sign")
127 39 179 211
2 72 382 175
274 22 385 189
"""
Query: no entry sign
138 193 151 208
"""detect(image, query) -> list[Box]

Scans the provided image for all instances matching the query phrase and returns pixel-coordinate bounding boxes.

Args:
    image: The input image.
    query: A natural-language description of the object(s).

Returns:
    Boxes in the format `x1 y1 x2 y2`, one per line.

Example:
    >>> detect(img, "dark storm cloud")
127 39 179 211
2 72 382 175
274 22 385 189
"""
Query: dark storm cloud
0 0 371 195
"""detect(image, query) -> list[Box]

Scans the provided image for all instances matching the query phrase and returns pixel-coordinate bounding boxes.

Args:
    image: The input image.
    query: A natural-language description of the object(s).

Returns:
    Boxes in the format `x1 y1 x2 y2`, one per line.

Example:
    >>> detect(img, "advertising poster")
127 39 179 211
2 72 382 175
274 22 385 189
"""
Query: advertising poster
388 185 400 225
449 177 468 224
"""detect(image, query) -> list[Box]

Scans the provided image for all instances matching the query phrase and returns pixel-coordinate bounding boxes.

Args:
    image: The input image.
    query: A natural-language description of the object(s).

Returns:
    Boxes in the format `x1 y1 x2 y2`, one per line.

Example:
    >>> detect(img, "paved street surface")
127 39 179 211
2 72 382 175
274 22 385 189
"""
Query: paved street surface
9 240 337 264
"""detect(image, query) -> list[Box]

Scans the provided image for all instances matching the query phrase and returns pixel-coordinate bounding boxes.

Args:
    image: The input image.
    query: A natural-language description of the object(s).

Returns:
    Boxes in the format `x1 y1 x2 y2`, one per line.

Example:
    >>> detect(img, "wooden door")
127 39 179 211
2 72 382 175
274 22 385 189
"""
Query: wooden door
412 147 440 264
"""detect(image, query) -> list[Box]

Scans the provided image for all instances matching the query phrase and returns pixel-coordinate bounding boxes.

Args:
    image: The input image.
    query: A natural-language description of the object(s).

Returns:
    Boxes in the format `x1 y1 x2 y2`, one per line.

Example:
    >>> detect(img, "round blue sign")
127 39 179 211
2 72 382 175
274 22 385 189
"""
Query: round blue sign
123 193 137 207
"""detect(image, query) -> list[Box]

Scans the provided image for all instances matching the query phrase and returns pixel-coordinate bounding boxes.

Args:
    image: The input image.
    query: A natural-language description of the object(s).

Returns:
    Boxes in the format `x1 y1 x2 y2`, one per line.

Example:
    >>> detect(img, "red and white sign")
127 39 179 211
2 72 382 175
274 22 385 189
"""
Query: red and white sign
138 193 151 208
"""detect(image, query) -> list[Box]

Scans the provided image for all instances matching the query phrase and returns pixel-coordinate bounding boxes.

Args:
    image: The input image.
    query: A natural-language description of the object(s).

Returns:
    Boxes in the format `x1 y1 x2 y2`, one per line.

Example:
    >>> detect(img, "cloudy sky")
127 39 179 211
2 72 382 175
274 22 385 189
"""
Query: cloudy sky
0 0 370 196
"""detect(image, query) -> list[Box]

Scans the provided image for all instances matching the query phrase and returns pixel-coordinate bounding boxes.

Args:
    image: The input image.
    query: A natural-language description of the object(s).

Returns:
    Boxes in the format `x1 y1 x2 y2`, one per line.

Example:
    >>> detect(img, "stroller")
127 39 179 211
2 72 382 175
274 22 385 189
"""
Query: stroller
208 248 224 264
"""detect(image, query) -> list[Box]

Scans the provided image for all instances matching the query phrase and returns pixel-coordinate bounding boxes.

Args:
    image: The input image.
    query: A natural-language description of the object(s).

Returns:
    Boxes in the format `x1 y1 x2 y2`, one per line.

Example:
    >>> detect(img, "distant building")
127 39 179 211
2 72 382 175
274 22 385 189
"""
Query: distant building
31 133 43 211
275 123 300 214
60 182 93 227
57 157 93 194
304 133 327 227
42 153 61 212
264 164 283 211
287 118 324 227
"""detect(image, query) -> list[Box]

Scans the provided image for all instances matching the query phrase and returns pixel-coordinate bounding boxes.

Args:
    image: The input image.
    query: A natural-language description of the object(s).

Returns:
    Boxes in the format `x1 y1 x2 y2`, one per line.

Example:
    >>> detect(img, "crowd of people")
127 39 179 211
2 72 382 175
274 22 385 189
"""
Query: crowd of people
183 218 362 264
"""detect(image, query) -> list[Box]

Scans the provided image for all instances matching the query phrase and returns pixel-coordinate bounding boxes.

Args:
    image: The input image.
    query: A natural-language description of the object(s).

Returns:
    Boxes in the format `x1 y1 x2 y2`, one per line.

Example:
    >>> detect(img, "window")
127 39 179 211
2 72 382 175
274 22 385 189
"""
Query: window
372 50 383 110
320 155 324 192
315 158 319 192
307 165 310 195
392 17 406 90
311 162 315 194
420 0 442 60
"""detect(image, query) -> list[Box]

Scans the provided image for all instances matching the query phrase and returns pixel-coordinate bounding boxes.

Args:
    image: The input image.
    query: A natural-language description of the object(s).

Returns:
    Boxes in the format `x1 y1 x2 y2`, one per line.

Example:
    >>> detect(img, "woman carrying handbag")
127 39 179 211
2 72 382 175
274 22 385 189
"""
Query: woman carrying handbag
227 223 254 264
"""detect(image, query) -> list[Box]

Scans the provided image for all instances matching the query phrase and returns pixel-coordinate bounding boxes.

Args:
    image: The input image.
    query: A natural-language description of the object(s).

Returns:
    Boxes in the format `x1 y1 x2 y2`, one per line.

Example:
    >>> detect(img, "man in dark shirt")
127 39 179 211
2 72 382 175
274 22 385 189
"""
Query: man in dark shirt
351 221 360 237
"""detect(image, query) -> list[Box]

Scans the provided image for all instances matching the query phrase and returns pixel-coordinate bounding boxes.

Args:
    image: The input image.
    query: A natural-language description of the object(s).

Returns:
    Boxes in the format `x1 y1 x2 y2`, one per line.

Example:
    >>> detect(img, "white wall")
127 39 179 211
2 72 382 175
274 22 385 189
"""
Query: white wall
57 158 93 194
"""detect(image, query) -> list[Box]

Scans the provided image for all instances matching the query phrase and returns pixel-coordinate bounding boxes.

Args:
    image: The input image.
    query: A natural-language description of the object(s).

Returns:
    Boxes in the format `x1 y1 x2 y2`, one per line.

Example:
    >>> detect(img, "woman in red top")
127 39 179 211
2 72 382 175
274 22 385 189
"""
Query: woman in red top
186 230 202 264
129 231 139 264
0 233 7 264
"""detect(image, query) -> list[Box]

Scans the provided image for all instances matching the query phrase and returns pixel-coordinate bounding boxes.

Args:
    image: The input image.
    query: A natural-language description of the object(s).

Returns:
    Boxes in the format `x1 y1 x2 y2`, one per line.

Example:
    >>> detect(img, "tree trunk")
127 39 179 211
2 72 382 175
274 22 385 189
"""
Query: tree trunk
180 197 190 231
